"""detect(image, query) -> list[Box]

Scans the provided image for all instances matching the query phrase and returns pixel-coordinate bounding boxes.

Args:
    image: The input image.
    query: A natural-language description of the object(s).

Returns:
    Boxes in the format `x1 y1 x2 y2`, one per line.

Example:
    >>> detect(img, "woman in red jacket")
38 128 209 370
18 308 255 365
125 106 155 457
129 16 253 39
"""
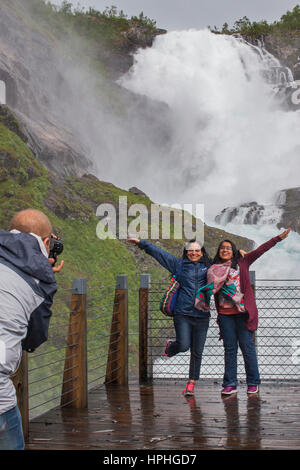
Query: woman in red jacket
196 228 290 396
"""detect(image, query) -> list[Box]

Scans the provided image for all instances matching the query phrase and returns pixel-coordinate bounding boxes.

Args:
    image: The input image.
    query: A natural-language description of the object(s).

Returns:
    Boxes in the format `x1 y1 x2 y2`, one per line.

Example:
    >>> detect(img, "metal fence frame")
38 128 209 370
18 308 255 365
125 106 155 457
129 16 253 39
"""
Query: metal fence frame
13 275 129 442
142 273 300 383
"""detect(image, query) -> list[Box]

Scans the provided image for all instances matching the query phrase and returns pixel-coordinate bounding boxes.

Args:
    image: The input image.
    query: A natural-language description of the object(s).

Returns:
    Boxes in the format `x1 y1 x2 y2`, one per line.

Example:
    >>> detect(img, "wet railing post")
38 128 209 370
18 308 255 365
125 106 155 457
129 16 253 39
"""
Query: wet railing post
12 351 29 441
250 270 257 347
61 278 88 408
139 274 151 383
105 275 128 385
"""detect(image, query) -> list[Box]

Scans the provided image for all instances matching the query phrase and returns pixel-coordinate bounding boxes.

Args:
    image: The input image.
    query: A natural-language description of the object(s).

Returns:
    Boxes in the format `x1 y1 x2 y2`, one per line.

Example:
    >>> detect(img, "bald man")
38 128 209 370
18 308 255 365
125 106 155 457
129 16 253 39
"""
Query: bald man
0 209 63 450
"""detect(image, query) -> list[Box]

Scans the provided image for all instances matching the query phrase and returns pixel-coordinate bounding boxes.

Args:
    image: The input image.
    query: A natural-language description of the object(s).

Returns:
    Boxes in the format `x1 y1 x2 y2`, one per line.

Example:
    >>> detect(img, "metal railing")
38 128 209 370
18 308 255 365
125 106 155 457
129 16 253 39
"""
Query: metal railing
139 273 300 383
13 272 300 442
12 275 129 442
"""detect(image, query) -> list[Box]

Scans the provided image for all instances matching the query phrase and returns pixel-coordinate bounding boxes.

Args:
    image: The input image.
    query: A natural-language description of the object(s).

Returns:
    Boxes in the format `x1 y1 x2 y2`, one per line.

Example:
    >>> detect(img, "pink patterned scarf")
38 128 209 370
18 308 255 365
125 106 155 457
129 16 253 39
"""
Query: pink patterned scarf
195 260 245 312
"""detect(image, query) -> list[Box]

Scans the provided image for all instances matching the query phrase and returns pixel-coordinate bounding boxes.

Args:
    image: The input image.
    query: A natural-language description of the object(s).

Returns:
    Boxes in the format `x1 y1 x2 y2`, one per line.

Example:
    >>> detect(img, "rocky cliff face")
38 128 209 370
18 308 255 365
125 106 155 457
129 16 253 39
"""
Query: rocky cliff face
241 31 300 110
277 187 300 234
104 23 166 78
0 1 92 176
263 32 300 78
0 0 166 177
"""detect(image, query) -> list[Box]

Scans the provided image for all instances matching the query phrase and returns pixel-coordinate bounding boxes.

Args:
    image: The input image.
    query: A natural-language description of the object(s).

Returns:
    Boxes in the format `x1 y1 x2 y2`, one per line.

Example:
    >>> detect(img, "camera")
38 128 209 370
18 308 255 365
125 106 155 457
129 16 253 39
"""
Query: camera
49 235 64 263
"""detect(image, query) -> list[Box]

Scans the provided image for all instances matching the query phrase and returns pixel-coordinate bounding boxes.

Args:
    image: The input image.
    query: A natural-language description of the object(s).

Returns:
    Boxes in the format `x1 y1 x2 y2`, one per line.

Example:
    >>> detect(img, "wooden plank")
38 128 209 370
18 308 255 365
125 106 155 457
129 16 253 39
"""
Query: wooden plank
61 287 87 409
26 381 300 450
105 276 128 385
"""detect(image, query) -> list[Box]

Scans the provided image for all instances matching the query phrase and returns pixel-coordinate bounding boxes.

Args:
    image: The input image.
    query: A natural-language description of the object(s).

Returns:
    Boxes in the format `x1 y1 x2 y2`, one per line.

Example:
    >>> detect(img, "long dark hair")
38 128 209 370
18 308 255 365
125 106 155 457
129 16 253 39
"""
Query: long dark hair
213 239 241 269
182 239 211 267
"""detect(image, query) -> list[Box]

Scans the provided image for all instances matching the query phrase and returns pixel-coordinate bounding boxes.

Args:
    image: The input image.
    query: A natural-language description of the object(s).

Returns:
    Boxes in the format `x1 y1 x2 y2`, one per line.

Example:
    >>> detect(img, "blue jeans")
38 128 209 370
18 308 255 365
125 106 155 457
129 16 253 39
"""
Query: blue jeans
0 406 25 450
218 313 260 387
167 314 209 380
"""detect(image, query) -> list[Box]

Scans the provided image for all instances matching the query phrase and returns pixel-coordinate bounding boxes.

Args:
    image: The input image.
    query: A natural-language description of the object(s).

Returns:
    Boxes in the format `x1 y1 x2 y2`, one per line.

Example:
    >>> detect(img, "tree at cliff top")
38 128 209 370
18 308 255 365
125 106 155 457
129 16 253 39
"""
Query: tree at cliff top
22 0 157 37
211 4 300 38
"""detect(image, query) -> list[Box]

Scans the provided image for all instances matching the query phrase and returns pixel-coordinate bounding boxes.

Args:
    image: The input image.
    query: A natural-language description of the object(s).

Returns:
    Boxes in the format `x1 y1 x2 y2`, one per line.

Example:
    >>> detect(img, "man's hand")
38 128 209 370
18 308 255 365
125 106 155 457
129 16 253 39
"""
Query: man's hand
48 233 64 272
279 228 291 240
127 238 140 245
49 258 64 273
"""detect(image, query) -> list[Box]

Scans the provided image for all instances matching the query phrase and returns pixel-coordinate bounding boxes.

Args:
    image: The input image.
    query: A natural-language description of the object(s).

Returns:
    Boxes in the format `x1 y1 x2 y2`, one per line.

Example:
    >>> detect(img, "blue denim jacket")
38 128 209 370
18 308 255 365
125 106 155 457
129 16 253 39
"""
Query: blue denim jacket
138 240 210 318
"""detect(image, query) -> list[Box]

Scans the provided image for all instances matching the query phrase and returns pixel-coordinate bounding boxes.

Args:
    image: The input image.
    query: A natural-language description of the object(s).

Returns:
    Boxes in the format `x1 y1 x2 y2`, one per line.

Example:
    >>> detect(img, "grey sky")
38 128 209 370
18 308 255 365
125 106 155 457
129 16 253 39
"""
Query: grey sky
53 0 299 30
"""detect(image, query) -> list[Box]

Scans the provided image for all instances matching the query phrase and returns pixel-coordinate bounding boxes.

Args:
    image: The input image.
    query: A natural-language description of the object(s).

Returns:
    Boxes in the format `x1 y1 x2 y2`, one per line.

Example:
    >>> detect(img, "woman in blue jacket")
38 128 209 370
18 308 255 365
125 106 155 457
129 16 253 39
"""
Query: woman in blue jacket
127 237 211 396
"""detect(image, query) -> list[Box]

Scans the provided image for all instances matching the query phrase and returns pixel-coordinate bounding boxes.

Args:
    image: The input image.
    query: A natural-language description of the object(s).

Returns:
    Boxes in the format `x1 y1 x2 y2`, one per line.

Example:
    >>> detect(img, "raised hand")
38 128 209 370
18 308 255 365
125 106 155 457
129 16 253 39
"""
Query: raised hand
239 250 248 258
127 238 140 245
279 228 291 240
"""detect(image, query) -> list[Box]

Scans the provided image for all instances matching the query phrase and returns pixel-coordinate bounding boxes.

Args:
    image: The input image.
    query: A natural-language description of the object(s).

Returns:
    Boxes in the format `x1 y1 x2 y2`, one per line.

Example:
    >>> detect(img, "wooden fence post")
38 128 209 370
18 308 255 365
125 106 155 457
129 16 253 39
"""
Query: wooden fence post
105 275 128 385
61 278 88 408
12 351 29 441
139 274 151 383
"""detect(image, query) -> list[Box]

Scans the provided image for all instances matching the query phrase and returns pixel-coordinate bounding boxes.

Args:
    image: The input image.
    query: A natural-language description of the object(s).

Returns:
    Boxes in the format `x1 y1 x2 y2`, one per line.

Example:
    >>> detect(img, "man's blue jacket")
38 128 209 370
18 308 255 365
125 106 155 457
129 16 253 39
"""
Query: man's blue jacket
138 240 210 318
0 230 57 414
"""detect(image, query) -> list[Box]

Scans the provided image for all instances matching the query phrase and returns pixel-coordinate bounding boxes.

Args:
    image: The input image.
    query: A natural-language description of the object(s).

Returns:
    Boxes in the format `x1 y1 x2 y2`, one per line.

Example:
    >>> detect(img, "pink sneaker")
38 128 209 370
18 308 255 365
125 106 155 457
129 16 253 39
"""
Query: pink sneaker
164 340 172 356
247 385 259 394
221 386 237 395
182 382 195 396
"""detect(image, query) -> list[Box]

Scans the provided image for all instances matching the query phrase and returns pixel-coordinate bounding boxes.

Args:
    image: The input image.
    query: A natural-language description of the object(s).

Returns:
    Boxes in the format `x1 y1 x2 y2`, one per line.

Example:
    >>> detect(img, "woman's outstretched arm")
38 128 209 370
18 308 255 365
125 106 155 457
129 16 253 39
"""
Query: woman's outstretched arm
127 238 181 274
242 228 291 267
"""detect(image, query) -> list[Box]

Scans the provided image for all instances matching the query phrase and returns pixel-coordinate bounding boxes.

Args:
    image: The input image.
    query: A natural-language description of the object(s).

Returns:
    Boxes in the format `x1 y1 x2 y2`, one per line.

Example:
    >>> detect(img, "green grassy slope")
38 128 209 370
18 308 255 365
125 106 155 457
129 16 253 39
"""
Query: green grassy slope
0 104 253 337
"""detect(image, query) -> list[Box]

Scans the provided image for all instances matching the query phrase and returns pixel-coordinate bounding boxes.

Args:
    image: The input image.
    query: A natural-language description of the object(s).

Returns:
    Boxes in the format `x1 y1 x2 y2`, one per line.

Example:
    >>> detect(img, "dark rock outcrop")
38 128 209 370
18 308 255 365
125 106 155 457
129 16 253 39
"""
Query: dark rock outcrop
276 187 300 234
128 186 148 198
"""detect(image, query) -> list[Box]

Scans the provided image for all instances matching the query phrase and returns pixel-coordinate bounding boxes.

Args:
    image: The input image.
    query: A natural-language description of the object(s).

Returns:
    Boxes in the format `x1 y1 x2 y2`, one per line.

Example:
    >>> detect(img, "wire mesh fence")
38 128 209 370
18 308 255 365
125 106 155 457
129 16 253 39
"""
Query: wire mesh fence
255 280 300 380
27 288 73 419
27 280 122 420
23 274 300 422
86 283 119 389
148 278 300 382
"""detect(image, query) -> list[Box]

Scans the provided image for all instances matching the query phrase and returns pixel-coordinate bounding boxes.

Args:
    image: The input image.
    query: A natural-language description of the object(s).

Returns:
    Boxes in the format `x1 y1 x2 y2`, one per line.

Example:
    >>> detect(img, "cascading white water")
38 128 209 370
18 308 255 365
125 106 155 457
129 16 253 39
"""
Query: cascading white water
118 29 300 279
215 203 283 225
239 35 294 87
119 29 300 216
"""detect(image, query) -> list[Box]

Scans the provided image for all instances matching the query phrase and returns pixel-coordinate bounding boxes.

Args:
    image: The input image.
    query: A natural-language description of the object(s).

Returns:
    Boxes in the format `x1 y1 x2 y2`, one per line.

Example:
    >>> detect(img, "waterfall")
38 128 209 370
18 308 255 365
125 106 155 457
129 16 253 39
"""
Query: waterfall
117 29 300 279
118 30 300 379
215 202 283 226
235 35 294 87
118 29 300 220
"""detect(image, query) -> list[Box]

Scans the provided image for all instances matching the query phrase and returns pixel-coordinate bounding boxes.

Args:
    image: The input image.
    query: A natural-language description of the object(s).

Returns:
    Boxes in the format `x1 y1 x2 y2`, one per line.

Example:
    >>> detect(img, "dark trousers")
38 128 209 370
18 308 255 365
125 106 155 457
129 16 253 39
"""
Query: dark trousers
218 313 260 387
166 314 209 380
0 406 25 450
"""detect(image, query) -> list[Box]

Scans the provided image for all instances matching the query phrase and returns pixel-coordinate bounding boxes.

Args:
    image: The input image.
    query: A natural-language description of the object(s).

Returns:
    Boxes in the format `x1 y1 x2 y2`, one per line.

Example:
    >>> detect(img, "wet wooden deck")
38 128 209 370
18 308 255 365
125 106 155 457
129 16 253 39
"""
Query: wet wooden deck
26 381 300 451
